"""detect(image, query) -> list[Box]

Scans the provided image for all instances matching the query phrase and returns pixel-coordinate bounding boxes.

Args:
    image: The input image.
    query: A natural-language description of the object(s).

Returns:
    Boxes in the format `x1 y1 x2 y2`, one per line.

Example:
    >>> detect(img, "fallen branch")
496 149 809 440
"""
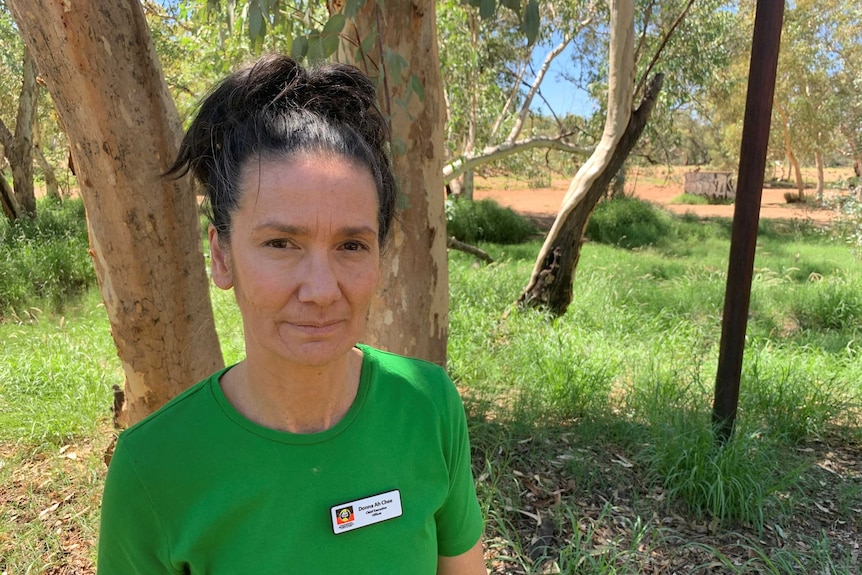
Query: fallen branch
447 236 494 263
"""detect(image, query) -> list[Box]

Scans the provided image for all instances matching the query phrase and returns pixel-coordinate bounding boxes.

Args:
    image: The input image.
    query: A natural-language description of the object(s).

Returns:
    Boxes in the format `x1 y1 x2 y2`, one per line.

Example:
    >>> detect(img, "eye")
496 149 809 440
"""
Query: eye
341 240 369 252
263 238 292 249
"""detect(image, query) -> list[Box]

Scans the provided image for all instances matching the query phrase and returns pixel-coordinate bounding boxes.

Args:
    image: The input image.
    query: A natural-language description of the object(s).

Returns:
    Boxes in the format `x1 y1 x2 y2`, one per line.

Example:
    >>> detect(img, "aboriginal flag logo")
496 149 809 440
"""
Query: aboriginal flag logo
336 506 354 525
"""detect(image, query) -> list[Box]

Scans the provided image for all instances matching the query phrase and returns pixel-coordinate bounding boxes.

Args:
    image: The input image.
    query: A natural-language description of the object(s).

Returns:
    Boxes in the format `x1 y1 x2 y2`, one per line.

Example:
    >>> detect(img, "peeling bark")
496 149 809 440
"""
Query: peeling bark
339 1 449 364
10 0 224 424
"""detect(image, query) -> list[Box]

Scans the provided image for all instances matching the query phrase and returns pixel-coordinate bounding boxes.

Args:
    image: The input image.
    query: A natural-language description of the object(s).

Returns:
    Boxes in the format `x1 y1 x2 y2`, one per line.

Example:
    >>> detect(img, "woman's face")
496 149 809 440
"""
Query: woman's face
209 153 381 370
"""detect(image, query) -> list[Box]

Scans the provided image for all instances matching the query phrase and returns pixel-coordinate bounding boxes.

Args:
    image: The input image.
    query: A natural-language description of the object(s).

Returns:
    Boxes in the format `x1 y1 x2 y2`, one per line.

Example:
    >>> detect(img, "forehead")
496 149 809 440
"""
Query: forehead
236 152 379 226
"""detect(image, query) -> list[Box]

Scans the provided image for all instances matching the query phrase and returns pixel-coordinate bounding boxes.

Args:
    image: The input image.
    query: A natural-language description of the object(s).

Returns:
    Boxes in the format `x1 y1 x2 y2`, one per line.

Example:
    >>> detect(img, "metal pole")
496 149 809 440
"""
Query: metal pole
712 0 785 441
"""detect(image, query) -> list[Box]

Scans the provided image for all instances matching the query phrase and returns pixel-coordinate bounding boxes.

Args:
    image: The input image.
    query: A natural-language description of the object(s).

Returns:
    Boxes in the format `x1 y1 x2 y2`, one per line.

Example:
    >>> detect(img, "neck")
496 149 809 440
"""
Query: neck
220 347 363 434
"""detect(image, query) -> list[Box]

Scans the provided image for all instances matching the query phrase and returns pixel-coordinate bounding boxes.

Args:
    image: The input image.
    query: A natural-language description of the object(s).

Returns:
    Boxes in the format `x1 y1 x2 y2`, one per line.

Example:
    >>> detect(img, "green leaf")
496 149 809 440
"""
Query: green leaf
391 137 408 157
323 32 340 57
384 48 407 85
409 74 425 103
501 0 520 12
248 0 264 42
479 0 496 19
323 14 346 36
291 35 309 60
307 34 325 62
360 29 377 57
345 0 366 18
522 0 539 45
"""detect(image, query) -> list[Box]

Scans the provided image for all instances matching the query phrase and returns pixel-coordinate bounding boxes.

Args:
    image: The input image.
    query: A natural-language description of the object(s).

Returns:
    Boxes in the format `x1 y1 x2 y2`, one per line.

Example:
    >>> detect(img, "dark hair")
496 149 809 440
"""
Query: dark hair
166 54 396 247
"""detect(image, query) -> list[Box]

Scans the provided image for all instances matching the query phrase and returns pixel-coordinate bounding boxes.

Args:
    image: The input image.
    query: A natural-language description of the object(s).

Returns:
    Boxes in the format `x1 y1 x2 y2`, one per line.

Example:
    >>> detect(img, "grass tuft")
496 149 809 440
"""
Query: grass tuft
446 197 537 244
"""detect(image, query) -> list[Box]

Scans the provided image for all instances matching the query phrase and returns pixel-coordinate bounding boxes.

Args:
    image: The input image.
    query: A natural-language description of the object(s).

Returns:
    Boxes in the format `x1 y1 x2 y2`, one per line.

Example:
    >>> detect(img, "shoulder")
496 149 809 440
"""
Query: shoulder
359 345 462 412
361 345 448 380
116 367 228 455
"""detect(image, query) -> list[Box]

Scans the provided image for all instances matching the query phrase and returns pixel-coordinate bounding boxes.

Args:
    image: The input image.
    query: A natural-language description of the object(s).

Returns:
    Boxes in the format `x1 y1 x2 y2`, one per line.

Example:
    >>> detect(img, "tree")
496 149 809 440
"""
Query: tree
438 1 594 192
9 0 224 425
0 1 65 212
0 44 37 217
207 0 542 365
330 1 450 363
516 0 665 315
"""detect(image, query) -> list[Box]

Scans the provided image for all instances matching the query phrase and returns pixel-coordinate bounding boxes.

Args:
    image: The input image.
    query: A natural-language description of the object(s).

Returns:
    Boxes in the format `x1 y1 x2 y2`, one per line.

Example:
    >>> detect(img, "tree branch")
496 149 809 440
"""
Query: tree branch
447 236 494 263
505 34 573 143
634 0 696 100
443 134 591 182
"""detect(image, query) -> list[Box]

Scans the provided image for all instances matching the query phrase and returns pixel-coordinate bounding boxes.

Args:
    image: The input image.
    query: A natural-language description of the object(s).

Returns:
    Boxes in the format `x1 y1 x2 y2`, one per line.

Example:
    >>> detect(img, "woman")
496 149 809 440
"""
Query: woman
97 54 485 574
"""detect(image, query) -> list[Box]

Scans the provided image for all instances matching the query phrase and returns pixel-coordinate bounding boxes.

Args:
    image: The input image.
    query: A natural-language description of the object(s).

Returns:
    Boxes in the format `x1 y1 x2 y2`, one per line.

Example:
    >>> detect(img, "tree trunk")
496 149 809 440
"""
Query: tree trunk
461 170 474 201
338 1 449 365
32 101 60 201
517 75 663 315
775 102 804 200
34 145 60 200
5 47 38 216
517 1 663 315
10 0 224 425
611 162 626 198
1 174 21 220
814 150 824 202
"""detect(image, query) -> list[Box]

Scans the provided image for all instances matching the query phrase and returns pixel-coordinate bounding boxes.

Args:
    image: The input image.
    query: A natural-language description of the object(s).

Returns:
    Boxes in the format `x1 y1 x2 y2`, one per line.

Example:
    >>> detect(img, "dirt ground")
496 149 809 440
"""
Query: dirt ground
473 166 850 226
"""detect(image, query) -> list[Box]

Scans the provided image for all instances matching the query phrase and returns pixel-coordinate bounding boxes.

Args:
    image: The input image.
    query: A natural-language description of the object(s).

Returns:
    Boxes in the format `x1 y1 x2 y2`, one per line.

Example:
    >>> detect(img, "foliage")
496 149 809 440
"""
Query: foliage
585 196 674 248
445 197 536 244
829 191 862 256
0 197 95 316
0 290 117 443
669 192 709 205
642 416 786 528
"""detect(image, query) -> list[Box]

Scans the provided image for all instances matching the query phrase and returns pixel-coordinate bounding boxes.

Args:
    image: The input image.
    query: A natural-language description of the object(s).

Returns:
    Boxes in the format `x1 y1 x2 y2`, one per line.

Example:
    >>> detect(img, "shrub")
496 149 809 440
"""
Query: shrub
669 193 710 205
829 192 862 256
586 196 673 249
445 197 536 244
0 198 95 316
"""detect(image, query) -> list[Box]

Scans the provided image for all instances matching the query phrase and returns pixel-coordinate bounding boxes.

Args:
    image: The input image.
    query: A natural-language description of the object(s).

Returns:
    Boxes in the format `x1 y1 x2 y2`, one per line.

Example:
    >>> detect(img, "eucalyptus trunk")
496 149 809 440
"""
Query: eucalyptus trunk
9 0 224 425
7 47 37 216
338 1 449 365
517 1 662 316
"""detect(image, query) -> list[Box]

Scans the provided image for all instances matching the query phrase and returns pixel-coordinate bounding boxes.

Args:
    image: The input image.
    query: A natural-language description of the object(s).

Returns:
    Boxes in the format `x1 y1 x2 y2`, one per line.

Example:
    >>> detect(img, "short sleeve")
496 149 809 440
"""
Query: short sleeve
434 378 484 557
97 439 179 574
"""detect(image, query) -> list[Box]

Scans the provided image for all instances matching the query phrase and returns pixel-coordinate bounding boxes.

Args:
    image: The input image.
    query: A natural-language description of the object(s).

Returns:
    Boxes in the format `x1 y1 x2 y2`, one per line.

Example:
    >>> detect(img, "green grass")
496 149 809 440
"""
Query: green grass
0 290 119 444
2 197 861 573
0 198 95 317
669 192 710 205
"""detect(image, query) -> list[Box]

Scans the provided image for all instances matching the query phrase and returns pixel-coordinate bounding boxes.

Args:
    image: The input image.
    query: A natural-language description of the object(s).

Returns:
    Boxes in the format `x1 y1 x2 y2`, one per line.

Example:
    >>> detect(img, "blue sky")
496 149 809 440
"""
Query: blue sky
528 42 598 118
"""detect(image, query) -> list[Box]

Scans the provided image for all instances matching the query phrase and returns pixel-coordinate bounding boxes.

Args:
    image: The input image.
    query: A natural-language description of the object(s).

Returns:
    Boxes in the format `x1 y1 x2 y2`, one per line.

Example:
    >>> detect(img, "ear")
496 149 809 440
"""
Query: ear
209 225 234 290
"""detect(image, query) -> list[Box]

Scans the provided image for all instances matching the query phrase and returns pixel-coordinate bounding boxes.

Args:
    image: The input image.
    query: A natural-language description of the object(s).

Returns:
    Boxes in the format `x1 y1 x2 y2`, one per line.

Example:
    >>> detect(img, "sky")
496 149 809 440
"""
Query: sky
528 41 598 118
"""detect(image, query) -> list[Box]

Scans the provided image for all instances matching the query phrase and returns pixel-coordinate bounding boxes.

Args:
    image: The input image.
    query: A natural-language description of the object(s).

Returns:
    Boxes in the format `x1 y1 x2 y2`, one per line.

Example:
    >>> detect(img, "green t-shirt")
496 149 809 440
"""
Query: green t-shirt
97 345 483 574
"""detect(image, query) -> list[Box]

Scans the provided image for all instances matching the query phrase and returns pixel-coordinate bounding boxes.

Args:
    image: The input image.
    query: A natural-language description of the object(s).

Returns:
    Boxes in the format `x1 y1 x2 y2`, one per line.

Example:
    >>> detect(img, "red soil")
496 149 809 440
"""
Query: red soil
474 169 844 225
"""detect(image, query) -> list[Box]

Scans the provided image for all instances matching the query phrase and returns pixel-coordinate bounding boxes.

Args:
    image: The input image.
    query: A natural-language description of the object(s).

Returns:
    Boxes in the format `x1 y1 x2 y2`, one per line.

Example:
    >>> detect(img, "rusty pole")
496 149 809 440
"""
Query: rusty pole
712 0 785 442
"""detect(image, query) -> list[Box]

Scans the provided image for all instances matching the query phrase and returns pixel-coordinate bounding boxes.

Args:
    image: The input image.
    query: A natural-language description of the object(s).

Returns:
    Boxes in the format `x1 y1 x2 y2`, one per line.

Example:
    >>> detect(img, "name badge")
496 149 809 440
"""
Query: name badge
330 489 402 535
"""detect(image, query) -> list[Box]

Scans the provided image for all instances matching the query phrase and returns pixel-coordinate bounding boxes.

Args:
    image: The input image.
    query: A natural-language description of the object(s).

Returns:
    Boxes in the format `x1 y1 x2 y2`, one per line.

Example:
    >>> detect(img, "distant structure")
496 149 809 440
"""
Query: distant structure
684 171 736 202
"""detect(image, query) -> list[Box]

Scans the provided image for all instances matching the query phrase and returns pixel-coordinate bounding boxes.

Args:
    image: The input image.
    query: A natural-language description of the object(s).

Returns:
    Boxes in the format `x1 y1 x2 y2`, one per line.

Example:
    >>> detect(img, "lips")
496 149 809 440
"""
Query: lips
285 319 345 335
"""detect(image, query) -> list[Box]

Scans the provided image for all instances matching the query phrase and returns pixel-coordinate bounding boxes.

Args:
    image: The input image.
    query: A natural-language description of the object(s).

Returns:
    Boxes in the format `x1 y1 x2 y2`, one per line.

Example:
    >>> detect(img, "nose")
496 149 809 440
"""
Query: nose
297 251 342 306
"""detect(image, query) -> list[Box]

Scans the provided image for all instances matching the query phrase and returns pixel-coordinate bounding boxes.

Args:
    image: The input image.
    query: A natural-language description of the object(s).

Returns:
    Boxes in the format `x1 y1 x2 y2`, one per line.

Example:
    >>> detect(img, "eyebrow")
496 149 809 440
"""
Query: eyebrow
252 222 378 238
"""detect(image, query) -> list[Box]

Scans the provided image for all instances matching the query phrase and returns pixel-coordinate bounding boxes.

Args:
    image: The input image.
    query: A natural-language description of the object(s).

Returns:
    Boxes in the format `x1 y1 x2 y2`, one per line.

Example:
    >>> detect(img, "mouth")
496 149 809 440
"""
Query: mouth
286 319 345 334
